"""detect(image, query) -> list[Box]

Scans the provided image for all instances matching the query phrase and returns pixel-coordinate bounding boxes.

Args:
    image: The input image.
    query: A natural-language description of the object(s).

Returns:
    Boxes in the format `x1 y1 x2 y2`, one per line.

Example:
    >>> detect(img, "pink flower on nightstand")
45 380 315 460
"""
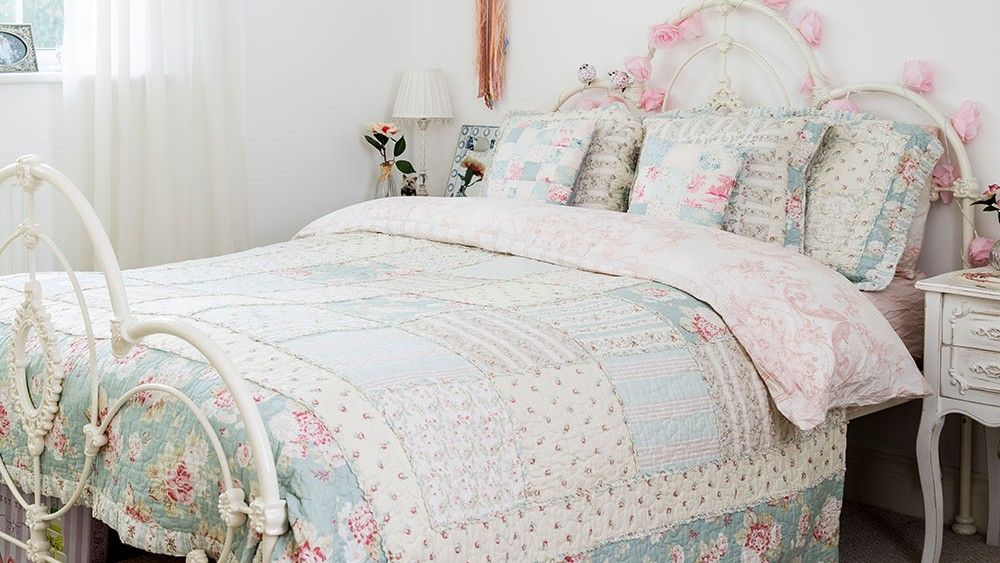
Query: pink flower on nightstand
968 236 994 267
797 10 823 47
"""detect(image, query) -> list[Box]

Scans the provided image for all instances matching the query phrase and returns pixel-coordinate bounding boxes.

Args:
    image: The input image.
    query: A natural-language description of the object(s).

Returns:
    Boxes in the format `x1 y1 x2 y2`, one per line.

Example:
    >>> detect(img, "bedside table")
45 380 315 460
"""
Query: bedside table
916 269 1000 563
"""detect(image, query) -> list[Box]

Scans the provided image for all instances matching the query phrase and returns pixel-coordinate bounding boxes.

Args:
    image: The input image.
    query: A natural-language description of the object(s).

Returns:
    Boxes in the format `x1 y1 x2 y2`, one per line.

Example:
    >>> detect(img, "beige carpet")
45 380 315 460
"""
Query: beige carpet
840 502 1000 562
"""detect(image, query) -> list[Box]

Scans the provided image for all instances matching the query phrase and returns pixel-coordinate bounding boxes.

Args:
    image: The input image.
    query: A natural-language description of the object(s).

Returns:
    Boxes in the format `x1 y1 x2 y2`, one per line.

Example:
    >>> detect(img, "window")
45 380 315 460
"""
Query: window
0 0 63 49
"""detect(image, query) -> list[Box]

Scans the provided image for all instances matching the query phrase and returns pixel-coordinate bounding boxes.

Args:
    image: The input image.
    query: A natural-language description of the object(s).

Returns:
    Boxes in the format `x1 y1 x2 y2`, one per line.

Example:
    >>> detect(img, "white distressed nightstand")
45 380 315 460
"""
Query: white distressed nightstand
916 268 1000 563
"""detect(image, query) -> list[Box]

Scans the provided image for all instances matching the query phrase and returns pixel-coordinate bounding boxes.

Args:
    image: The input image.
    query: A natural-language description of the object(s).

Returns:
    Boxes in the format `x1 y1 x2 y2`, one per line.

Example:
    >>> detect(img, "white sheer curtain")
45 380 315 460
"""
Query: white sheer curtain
59 0 251 269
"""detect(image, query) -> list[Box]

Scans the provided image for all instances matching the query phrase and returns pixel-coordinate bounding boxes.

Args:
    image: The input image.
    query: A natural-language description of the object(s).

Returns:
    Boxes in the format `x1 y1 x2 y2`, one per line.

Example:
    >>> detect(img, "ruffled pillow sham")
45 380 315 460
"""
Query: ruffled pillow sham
628 141 746 227
484 115 597 205
758 108 944 290
643 111 829 248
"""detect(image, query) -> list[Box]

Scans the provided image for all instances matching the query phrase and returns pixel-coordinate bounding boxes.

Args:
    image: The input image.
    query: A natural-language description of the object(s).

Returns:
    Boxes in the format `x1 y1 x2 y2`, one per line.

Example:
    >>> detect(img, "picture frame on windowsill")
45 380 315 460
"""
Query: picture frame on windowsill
0 24 38 73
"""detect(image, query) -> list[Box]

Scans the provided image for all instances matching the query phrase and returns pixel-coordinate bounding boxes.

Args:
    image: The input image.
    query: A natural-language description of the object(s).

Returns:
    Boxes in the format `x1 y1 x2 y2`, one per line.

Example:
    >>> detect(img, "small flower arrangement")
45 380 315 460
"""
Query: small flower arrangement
972 184 1000 222
365 122 416 176
455 156 486 197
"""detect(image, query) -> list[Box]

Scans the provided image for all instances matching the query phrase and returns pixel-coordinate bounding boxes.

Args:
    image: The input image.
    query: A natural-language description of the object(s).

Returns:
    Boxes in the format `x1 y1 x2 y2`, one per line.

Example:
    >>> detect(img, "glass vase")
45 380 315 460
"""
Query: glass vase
991 240 1000 270
374 163 398 198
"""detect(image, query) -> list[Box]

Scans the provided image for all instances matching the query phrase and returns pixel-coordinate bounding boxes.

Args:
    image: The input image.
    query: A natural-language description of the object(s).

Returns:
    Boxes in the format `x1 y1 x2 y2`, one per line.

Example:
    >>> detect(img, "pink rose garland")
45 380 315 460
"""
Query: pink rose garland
797 10 823 47
649 13 703 49
624 56 652 82
951 100 982 144
799 73 815 97
823 98 859 113
639 88 667 112
902 60 935 94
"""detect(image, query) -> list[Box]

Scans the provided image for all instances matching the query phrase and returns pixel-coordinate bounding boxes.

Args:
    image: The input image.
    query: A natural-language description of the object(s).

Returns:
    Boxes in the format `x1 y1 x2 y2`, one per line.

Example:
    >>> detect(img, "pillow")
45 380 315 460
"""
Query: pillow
484 115 597 204
628 141 745 227
896 127 943 279
488 105 644 211
645 111 829 248
766 109 944 290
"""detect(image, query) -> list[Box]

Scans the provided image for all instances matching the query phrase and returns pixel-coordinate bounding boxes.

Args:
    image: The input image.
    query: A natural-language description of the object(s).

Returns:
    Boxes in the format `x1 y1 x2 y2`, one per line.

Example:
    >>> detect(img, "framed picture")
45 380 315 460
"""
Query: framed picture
445 124 500 197
0 24 38 73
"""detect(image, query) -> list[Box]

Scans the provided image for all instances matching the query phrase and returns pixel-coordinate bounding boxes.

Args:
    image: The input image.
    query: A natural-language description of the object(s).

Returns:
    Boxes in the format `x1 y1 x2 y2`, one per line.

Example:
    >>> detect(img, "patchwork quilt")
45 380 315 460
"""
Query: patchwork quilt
0 198 924 561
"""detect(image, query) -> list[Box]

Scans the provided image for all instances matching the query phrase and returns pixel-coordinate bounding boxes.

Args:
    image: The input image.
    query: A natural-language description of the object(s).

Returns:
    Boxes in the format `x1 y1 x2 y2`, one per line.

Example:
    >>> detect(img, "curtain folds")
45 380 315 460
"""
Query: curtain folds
59 0 251 269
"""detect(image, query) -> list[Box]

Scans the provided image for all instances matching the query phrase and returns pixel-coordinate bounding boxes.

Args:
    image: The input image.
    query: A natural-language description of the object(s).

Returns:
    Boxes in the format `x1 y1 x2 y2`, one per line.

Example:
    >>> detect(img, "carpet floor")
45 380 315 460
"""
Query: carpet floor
840 502 1000 562
113 502 1000 562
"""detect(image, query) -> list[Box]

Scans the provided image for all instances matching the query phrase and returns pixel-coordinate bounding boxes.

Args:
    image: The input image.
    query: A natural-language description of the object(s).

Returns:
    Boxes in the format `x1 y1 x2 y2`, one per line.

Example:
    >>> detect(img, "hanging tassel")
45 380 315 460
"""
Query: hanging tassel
476 0 506 109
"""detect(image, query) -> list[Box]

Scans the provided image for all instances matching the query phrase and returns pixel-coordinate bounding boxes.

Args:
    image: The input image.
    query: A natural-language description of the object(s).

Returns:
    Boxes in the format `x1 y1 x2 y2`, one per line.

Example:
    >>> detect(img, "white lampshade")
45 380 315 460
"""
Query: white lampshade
393 69 454 120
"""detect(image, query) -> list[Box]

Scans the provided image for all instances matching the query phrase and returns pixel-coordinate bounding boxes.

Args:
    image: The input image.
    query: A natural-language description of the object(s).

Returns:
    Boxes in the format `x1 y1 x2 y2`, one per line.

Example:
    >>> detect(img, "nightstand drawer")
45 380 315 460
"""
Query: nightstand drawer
942 345 1000 406
945 294 1000 353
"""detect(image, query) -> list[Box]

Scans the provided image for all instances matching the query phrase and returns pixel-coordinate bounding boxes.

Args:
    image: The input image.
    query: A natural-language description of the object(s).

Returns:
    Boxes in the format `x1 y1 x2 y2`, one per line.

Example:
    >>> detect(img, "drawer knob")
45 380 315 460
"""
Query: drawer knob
972 326 1000 341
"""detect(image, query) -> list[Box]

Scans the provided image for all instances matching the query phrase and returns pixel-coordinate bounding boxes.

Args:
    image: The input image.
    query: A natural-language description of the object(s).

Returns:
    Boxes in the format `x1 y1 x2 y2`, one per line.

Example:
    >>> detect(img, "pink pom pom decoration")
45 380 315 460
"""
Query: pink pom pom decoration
823 98 859 113
624 56 652 82
639 88 666 112
677 13 703 41
649 22 683 49
797 10 823 47
799 73 815 97
951 100 982 144
902 60 935 95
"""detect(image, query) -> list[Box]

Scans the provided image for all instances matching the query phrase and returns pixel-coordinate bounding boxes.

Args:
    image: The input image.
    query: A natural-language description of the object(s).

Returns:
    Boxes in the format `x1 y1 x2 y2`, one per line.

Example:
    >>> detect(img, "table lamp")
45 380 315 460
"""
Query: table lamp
392 69 454 196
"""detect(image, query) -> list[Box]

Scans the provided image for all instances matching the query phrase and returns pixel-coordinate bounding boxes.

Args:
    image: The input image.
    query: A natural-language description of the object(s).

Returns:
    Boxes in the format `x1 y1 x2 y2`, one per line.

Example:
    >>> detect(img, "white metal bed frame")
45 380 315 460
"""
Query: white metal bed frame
0 0 984 562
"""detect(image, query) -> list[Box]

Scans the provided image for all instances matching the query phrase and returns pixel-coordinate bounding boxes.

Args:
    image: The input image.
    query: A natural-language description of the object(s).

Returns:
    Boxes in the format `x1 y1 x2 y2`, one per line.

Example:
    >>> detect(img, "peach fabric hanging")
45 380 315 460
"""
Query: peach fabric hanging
476 0 506 109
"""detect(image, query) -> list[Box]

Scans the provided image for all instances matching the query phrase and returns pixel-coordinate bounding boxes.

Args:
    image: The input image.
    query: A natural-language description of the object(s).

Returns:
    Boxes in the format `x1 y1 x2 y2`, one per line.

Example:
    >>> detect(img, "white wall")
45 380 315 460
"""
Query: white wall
243 1 413 245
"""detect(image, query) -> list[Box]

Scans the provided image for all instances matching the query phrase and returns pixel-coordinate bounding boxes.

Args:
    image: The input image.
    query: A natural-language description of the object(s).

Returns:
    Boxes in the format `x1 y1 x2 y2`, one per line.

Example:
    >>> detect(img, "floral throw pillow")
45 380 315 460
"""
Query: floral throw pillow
628 141 746 227
645 111 829 249
484 116 597 205
782 109 944 290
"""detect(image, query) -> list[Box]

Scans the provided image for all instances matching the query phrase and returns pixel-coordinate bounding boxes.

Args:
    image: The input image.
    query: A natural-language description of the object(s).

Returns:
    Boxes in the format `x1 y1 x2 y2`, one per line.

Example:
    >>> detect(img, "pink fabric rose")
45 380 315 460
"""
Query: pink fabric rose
678 13 704 40
823 98 859 113
639 88 666 112
903 60 934 95
624 56 652 82
932 162 957 188
649 22 683 49
799 73 815 97
764 0 790 9
951 100 982 144
797 10 823 47
969 236 995 268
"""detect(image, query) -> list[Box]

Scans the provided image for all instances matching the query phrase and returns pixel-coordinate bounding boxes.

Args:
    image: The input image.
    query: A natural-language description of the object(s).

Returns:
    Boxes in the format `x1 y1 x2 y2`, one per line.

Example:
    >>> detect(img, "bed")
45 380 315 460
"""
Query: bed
0 1 983 562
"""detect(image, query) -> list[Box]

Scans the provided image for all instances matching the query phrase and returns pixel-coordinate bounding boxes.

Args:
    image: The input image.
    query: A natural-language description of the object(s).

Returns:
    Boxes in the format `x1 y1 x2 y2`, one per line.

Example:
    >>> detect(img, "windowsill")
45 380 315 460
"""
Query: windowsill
0 71 62 85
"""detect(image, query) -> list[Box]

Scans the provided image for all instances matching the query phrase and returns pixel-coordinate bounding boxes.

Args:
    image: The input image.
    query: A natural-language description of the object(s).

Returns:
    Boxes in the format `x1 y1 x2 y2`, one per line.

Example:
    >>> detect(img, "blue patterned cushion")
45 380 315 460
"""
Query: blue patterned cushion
484 116 597 205
756 108 943 290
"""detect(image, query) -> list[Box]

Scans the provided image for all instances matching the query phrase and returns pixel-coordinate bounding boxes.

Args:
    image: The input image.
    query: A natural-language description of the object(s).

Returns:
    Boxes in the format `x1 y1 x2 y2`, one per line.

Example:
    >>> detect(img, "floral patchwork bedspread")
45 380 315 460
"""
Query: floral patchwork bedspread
0 198 922 560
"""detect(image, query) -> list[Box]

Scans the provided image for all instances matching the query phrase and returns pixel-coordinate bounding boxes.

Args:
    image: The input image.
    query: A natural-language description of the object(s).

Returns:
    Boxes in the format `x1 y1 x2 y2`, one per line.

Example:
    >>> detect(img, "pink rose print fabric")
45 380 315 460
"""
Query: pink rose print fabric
628 141 745 228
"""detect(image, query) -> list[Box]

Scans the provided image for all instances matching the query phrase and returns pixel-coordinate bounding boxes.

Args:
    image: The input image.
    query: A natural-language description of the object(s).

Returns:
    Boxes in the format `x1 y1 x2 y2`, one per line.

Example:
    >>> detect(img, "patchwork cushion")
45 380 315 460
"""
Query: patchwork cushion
645 111 829 248
763 109 943 290
628 141 745 228
488 105 644 211
484 115 597 205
